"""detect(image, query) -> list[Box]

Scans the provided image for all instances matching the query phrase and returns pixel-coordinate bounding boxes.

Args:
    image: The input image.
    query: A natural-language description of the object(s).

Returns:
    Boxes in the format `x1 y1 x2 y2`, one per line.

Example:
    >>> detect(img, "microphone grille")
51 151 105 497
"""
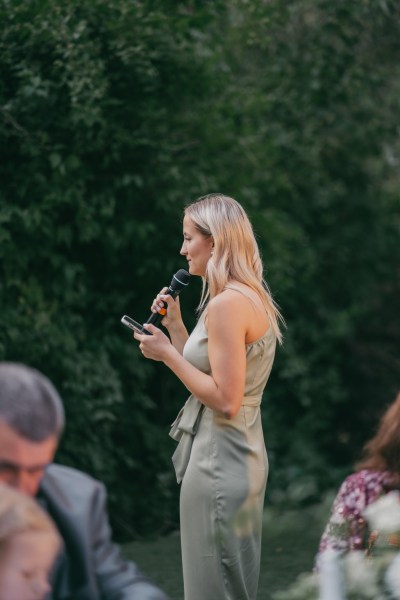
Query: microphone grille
172 269 191 288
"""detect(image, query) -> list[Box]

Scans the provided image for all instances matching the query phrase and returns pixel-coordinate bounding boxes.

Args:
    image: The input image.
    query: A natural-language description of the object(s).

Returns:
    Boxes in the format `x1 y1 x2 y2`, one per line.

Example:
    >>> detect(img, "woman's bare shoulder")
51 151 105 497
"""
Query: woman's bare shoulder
208 287 249 311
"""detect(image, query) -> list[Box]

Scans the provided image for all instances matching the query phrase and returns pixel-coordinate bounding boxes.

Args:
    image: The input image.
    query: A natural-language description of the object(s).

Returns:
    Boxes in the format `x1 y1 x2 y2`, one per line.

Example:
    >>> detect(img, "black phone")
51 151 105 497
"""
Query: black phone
121 315 152 335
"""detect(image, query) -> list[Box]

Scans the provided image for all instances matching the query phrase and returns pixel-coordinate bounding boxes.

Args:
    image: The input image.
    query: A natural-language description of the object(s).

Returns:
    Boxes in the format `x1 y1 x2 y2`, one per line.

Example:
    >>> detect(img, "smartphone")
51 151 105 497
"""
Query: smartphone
121 315 152 335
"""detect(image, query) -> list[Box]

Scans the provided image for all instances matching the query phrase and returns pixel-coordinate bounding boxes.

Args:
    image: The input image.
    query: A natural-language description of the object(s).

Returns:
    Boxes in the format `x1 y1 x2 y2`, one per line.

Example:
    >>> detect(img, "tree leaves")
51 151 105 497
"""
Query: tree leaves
0 0 399 535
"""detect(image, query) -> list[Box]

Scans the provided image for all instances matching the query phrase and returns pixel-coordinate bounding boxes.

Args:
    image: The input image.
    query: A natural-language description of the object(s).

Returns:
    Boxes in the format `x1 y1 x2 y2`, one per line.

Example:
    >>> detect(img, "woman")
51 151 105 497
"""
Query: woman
0 484 61 600
134 193 283 600
317 391 400 561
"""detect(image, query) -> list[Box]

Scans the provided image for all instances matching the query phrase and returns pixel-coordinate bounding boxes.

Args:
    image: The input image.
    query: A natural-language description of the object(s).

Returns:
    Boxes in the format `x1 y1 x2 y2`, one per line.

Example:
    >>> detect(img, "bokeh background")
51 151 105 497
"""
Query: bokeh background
1 0 399 557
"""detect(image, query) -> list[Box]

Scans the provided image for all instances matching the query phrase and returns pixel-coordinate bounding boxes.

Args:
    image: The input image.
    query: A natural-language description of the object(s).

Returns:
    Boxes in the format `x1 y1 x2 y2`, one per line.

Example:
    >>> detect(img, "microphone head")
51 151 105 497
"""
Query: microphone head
170 269 191 292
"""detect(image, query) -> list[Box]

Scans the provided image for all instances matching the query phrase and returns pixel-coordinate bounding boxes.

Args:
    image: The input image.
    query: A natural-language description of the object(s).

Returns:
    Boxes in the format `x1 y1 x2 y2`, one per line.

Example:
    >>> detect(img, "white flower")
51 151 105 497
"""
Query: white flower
318 550 345 600
343 551 381 598
363 490 400 534
385 553 400 599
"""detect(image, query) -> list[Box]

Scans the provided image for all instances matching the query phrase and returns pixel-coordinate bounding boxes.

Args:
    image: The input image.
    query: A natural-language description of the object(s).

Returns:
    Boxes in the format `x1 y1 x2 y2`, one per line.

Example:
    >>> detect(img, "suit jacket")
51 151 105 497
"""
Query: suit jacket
38 464 168 600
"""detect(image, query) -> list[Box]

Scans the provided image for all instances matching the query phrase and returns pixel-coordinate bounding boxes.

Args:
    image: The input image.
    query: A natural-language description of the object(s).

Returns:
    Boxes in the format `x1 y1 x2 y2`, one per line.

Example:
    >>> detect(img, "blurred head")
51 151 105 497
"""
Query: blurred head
0 363 64 496
357 392 400 475
0 484 61 600
182 193 283 343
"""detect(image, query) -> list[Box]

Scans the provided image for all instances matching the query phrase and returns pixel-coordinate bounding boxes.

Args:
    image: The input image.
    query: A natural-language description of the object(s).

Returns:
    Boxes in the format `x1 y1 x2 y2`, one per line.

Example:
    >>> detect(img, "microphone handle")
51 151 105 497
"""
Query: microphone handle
146 285 176 327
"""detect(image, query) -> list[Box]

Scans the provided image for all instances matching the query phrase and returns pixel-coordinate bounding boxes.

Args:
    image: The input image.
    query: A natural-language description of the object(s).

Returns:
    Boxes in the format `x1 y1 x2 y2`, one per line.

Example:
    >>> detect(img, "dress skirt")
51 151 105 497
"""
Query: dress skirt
180 405 268 600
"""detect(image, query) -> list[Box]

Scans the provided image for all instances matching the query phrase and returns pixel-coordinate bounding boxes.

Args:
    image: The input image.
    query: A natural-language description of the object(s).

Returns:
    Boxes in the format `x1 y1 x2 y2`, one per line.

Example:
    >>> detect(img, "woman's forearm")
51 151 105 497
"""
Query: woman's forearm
166 322 190 354
163 346 235 417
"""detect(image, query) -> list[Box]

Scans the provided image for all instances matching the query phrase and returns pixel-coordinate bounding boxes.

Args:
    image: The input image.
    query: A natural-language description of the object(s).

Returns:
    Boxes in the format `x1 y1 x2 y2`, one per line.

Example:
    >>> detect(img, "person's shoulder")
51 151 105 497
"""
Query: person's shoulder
46 463 99 484
42 463 104 500
208 285 249 312
339 469 387 494
206 291 245 333
358 468 393 492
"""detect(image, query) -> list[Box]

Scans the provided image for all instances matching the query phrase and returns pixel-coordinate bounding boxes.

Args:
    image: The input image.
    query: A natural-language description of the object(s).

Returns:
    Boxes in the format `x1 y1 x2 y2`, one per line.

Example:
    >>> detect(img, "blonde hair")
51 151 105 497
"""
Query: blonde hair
184 193 284 344
0 484 60 550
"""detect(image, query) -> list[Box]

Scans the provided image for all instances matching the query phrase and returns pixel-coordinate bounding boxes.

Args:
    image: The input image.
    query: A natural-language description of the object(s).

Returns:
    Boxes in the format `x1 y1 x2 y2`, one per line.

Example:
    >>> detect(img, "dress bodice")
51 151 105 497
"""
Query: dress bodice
183 311 276 402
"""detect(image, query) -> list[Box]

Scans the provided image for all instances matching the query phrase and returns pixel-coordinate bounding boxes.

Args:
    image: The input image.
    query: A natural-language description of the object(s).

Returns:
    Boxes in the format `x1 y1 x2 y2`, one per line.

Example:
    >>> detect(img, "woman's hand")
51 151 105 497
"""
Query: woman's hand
150 287 182 330
133 324 174 362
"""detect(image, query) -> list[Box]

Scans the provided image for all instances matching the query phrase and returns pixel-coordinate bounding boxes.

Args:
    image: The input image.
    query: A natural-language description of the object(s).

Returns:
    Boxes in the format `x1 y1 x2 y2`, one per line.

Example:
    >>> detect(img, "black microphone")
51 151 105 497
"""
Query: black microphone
146 269 191 327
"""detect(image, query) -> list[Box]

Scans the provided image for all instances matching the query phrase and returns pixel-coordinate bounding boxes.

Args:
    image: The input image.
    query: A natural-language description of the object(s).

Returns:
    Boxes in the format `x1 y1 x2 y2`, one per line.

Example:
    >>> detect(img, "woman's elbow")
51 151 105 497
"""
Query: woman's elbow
221 400 241 420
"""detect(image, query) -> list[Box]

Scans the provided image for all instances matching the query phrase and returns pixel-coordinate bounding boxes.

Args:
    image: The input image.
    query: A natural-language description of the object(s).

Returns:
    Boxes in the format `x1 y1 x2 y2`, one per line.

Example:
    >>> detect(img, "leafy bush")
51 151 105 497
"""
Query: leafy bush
0 0 399 536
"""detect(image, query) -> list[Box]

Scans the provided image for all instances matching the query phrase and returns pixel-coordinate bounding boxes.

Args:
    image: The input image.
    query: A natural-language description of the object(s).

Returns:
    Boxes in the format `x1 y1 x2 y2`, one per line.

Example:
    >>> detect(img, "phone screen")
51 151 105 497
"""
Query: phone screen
121 315 152 335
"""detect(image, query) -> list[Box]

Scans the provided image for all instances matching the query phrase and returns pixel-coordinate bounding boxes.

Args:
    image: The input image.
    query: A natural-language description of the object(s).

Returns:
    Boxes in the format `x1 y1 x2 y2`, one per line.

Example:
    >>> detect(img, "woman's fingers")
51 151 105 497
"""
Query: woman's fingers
133 324 169 362
151 287 169 313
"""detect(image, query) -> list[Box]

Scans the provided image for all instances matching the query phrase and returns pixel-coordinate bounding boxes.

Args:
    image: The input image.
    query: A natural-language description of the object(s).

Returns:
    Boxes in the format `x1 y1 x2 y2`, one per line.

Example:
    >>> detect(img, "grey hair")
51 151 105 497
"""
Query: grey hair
0 363 65 442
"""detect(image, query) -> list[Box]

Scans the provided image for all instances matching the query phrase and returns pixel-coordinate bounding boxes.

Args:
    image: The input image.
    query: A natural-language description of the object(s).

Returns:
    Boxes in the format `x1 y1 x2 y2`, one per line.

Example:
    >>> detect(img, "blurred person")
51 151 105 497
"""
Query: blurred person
0 483 60 600
317 391 400 561
134 194 283 600
0 362 168 600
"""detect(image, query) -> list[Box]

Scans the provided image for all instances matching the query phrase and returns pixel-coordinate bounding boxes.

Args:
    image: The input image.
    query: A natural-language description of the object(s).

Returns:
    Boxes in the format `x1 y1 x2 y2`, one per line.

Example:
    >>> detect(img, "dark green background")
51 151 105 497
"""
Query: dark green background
1 0 399 539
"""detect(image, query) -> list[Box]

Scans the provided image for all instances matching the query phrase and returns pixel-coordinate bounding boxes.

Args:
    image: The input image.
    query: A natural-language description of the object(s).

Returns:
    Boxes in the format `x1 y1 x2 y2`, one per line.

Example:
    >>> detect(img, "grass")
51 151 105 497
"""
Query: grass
123 500 332 599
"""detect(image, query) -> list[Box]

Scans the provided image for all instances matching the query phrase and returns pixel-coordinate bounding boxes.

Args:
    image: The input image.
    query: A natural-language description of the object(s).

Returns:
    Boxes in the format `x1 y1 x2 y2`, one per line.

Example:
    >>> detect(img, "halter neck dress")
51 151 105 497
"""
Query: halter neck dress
170 308 276 600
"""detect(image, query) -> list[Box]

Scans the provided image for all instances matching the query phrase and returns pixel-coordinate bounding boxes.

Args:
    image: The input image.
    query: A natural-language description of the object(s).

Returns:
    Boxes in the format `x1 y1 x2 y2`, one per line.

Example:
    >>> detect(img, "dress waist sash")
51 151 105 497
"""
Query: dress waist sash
169 393 262 483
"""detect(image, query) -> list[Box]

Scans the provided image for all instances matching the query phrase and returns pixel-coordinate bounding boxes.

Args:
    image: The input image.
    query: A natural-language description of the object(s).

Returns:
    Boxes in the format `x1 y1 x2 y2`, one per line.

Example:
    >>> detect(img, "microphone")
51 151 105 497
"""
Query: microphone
146 269 191 327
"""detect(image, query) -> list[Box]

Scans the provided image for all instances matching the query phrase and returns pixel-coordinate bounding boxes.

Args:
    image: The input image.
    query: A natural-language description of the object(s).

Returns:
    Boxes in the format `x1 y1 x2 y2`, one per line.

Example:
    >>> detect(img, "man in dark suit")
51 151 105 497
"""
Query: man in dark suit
0 362 168 600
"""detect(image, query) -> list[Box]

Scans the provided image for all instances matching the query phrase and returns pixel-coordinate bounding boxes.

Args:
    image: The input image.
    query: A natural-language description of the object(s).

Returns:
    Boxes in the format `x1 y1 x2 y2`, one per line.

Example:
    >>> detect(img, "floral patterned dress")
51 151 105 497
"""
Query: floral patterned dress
317 469 397 563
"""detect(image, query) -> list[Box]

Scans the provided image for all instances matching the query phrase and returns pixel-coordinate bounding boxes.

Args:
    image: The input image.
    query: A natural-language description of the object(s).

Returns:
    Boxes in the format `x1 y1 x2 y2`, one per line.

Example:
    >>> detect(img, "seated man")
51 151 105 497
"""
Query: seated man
0 362 168 600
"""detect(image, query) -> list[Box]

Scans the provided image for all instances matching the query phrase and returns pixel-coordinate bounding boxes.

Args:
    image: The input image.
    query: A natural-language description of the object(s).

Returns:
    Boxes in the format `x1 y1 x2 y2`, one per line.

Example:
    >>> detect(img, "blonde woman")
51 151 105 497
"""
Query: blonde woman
134 194 283 600
0 484 61 600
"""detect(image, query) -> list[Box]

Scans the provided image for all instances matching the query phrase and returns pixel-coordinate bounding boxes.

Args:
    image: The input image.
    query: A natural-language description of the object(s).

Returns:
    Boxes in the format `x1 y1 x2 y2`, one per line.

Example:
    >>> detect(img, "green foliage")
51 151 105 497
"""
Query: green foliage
0 0 399 536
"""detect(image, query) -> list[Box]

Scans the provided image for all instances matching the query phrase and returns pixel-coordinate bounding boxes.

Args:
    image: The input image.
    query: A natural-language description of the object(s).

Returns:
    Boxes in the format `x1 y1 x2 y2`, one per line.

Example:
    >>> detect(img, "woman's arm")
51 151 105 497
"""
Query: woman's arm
136 290 248 418
165 319 190 355
316 473 369 569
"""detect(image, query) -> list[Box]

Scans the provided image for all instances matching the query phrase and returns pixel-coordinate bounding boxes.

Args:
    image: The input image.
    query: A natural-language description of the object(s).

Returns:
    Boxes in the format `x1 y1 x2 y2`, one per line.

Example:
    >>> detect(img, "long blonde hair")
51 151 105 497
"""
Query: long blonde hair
184 193 284 344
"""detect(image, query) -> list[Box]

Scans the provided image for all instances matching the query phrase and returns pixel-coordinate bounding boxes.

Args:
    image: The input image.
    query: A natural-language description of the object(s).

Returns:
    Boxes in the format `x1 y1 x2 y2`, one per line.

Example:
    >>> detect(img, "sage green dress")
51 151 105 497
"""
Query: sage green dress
170 310 276 600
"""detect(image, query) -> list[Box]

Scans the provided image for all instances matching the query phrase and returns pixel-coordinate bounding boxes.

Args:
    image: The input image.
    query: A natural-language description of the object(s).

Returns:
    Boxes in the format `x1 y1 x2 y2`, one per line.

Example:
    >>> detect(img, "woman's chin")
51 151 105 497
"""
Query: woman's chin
187 264 201 276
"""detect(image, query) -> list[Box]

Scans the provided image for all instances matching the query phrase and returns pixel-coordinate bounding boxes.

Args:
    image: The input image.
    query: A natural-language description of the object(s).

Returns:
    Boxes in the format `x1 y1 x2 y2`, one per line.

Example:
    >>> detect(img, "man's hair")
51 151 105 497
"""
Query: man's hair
0 363 65 441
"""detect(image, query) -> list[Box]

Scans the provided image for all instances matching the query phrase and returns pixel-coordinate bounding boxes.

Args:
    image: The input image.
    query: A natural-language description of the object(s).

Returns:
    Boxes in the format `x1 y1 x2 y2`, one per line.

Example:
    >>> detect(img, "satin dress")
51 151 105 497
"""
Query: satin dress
170 310 276 600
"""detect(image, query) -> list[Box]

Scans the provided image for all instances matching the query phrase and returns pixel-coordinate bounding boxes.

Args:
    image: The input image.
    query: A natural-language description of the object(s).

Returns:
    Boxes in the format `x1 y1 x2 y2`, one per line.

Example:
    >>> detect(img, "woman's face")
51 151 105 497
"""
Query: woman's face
180 215 213 277
0 531 59 600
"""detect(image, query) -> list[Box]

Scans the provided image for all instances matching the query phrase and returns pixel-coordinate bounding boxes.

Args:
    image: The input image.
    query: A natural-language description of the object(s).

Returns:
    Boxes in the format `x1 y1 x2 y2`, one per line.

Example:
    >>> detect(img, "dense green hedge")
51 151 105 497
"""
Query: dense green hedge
1 0 399 537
